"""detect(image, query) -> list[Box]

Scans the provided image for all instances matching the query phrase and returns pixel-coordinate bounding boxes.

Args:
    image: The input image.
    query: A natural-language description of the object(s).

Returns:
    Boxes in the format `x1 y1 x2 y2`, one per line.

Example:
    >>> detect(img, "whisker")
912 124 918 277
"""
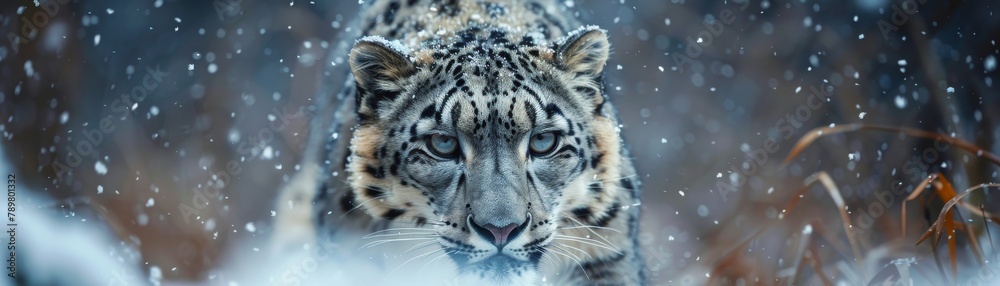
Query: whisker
548 248 590 280
553 233 618 249
339 194 389 220
402 240 440 255
540 250 557 267
391 248 443 273
362 232 438 239
553 244 591 262
359 237 437 250
558 225 622 234
555 243 594 260
552 236 620 254
560 216 623 252
563 214 621 235
363 227 436 237
423 250 455 270
545 248 569 264
553 235 622 255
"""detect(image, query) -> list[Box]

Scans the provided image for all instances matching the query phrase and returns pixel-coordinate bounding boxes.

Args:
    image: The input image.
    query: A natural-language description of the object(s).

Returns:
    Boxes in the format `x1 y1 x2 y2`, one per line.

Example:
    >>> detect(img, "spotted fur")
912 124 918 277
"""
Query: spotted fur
274 0 644 284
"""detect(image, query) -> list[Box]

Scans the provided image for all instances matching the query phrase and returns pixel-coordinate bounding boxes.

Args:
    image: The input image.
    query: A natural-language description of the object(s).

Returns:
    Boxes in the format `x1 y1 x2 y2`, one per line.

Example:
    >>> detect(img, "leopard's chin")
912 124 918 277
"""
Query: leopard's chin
454 255 539 285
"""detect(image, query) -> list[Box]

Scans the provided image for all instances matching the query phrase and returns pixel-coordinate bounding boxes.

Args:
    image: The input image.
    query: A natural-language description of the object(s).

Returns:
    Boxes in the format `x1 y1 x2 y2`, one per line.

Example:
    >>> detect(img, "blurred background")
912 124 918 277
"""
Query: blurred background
1 0 998 285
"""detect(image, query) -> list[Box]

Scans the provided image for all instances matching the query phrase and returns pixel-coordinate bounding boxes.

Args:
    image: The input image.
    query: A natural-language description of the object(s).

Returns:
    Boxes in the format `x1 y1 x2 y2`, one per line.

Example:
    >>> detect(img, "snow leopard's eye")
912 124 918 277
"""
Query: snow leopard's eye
428 134 459 157
529 132 558 156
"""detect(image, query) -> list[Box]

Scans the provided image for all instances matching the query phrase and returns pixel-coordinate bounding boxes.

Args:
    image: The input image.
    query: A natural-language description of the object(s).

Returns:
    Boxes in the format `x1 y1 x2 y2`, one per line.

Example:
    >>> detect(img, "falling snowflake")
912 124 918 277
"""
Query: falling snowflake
95 161 108 175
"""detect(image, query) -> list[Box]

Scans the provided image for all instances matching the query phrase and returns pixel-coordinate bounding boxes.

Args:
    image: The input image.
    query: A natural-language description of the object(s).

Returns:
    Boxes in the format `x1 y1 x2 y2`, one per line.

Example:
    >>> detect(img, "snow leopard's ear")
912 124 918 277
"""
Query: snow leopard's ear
350 37 416 117
555 27 610 113
556 27 610 78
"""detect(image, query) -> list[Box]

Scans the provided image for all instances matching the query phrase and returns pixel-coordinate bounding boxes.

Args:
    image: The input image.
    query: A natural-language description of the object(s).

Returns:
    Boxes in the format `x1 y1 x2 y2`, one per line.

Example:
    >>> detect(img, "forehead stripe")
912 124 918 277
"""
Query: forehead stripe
544 103 563 119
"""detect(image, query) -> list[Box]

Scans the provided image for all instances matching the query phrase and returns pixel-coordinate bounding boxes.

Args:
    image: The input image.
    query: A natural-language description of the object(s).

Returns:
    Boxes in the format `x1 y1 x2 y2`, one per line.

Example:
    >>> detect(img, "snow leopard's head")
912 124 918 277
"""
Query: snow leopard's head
345 26 625 283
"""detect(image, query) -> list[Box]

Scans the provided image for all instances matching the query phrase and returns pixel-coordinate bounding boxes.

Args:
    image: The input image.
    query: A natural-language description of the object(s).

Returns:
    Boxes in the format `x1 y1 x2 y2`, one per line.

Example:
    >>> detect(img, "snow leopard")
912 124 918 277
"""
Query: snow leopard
272 0 644 284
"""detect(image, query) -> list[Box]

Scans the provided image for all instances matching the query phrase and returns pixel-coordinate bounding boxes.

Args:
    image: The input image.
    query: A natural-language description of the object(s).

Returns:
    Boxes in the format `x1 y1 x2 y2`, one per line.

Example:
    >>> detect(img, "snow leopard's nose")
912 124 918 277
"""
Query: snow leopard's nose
468 215 529 249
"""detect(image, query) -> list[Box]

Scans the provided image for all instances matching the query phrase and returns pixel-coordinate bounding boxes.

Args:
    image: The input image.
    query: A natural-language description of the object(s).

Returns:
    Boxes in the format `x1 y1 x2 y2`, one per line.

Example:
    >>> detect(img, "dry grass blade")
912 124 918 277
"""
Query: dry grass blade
956 203 1000 224
775 124 1000 285
915 182 1000 284
952 201 1000 265
780 223 834 286
777 223 813 285
932 175 958 284
712 171 866 283
902 174 968 284
944 201 956 285
901 173 988 267
781 124 1000 167
901 174 942 239
792 172 866 279
953 211 987 266
708 226 772 284
806 220 857 271
982 204 995 255
806 242 835 286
